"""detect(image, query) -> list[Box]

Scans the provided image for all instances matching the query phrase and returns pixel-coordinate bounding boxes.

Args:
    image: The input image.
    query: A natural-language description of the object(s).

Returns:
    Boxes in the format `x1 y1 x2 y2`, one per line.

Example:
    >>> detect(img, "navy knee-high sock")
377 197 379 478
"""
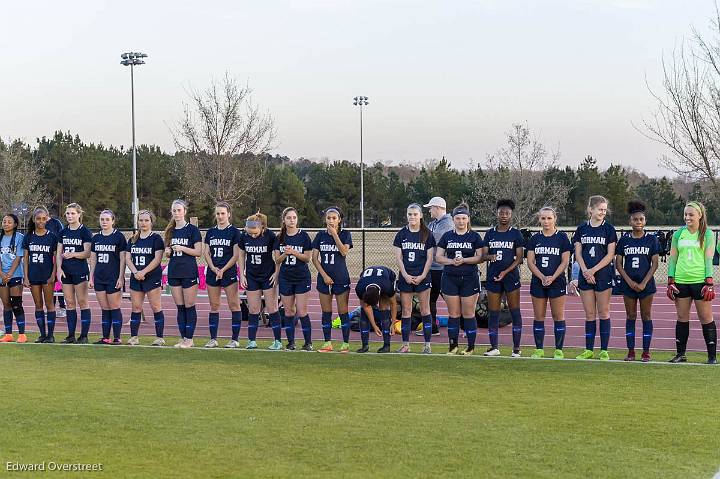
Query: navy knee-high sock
269 311 282 341
488 311 499 349
702 321 717 360
533 320 545 349
360 312 370 347
585 320 597 351
510 309 522 351
641 320 653 352
599 318 611 351
422 314 432 343
100 310 111 339
3 310 13 334
321 311 332 342
46 311 56 337
184 305 197 339
448 317 460 347
300 315 312 344
231 311 241 341
66 309 77 337
176 305 187 337
110 309 122 339
464 317 477 350
676 321 689 355
340 313 350 343
79 308 91 337
284 315 296 343
35 311 46 337
381 311 391 347
625 319 636 351
401 317 411 343
208 312 219 340
153 311 165 338
130 312 142 337
554 321 566 350
248 313 259 341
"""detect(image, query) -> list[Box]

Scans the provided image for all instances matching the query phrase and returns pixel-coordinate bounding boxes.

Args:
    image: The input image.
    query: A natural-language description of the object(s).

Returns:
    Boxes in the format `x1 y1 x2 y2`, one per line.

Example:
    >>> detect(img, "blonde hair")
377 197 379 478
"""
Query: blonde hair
131 209 156 244
164 199 188 246
686 201 708 249
65 202 84 222
245 211 268 234
586 195 609 219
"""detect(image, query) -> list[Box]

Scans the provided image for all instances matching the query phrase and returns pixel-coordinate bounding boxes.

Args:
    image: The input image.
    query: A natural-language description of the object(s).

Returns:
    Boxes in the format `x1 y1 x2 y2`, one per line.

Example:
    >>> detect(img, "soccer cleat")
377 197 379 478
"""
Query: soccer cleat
111 338 122 345
179 338 193 349
174 338 186 348
553 349 564 359
35 335 47 344
245 340 258 350
624 350 636 362
204 339 219 348
377 345 391 353
356 345 369 353
317 341 333 353
669 354 687 363
224 340 239 349
0 334 14 342
447 346 459 355
61 335 76 344
599 350 610 361
483 348 500 357
56 308 66 318
94 338 110 345
339 342 350 353
150 337 166 346
300 342 314 352
127 336 140 346
641 351 651 362
511 350 521 358
76 336 88 344
268 340 283 351
43 336 55 344
531 349 545 359
576 349 594 360
16 334 27 344
285 342 296 351
461 348 474 356
396 344 410 354
707 357 718 365
421 345 432 354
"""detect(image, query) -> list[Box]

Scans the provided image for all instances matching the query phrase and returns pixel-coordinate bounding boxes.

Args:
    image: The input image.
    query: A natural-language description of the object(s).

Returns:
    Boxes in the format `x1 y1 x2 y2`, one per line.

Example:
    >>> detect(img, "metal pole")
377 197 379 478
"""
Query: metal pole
130 63 138 229
360 103 366 271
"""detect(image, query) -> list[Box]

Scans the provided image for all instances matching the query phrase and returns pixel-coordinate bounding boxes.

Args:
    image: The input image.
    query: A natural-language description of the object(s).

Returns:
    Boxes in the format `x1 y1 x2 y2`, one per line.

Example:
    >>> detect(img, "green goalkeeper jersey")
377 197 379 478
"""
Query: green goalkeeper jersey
672 227 714 284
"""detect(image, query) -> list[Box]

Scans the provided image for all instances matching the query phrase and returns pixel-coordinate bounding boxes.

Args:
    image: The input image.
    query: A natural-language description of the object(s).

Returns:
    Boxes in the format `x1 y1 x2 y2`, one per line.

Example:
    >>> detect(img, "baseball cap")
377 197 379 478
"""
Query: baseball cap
423 197 446 209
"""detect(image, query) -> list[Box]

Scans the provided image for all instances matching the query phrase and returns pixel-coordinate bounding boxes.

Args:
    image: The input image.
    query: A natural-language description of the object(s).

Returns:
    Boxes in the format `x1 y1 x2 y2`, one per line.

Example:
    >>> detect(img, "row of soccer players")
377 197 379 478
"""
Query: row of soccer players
0 196 714 362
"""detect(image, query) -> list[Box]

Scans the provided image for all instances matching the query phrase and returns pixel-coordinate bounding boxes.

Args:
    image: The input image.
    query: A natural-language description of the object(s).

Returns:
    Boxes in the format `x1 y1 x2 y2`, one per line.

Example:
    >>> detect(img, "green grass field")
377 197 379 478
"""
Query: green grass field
2 335 719 478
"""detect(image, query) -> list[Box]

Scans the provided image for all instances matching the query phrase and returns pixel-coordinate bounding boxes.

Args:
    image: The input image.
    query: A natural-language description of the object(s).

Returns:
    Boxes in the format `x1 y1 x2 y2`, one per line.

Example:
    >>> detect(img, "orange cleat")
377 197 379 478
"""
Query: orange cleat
0 334 14 342
16 334 27 343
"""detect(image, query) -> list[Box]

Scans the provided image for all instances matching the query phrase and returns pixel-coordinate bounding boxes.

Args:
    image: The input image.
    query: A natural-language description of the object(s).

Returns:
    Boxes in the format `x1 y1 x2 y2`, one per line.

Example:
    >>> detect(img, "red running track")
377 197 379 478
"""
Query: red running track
14 286 717 352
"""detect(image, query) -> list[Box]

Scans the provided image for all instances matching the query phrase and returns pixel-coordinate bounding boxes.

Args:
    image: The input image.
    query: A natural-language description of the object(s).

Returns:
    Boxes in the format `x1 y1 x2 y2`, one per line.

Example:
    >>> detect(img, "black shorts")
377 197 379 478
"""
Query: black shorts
0 277 22 288
168 277 198 289
129 277 162 293
676 283 705 301
206 269 238 288
94 282 121 294
62 273 89 285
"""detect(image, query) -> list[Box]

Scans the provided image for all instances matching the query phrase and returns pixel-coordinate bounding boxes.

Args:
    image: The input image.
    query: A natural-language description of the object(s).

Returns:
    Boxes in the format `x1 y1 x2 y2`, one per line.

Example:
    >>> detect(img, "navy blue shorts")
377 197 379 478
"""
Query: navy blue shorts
441 273 480 297
676 283 705 301
0 277 22 288
396 274 431 293
621 280 656 299
316 276 350 295
168 277 198 289
129 276 162 293
30 280 52 286
578 272 614 292
94 282 121 294
206 269 238 288
246 275 273 292
484 272 521 294
530 279 567 299
279 279 312 296
62 273 89 285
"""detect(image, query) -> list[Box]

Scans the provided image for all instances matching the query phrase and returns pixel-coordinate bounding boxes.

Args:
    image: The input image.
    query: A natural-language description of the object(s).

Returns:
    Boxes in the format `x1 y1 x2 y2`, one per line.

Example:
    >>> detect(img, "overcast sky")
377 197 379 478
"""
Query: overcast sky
1 0 717 176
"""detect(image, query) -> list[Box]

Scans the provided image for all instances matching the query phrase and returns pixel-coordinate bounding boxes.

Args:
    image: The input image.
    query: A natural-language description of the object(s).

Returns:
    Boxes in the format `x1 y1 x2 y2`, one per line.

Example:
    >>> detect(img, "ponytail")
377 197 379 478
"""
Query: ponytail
687 201 708 249
279 207 298 245
164 199 188 246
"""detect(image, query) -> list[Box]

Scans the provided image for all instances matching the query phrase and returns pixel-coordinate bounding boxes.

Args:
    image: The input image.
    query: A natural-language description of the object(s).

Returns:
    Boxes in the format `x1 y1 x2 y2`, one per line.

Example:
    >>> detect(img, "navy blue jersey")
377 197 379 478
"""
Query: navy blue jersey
572 221 617 270
484 227 524 279
23 231 57 282
274 230 313 282
59 225 93 276
355 266 396 300
167 223 202 279
526 231 573 279
240 229 276 280
205 225 241 269
46 217 63 236
127 233 164 279
616 233 660 283
393 227 436 276
91 230 127 284
437 229 484 276
312 229 353 282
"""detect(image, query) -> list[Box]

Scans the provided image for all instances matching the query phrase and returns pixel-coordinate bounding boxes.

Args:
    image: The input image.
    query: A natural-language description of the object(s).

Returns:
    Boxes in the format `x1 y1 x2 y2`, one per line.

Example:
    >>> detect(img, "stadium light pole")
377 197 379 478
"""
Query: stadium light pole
353 95 368 270
120 51 148 229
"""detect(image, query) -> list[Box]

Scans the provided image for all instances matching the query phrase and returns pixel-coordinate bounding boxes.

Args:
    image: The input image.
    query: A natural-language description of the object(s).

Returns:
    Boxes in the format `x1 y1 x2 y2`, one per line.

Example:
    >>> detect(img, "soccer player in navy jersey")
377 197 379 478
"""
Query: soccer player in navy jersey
0 214 26 343
163 200 203 348
482 199 525 357
45 212 66 317
311 207 353 353
274 207 314 351
435 203 485 355
393 203 435 354
615 201 659 362
238 212 280 350
203 202 242 349
89 210 127 345
22 207 58 343
526 207 572 359
355 265 397 353
573 195 617 361
56 203 93 344
126 210 166 346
